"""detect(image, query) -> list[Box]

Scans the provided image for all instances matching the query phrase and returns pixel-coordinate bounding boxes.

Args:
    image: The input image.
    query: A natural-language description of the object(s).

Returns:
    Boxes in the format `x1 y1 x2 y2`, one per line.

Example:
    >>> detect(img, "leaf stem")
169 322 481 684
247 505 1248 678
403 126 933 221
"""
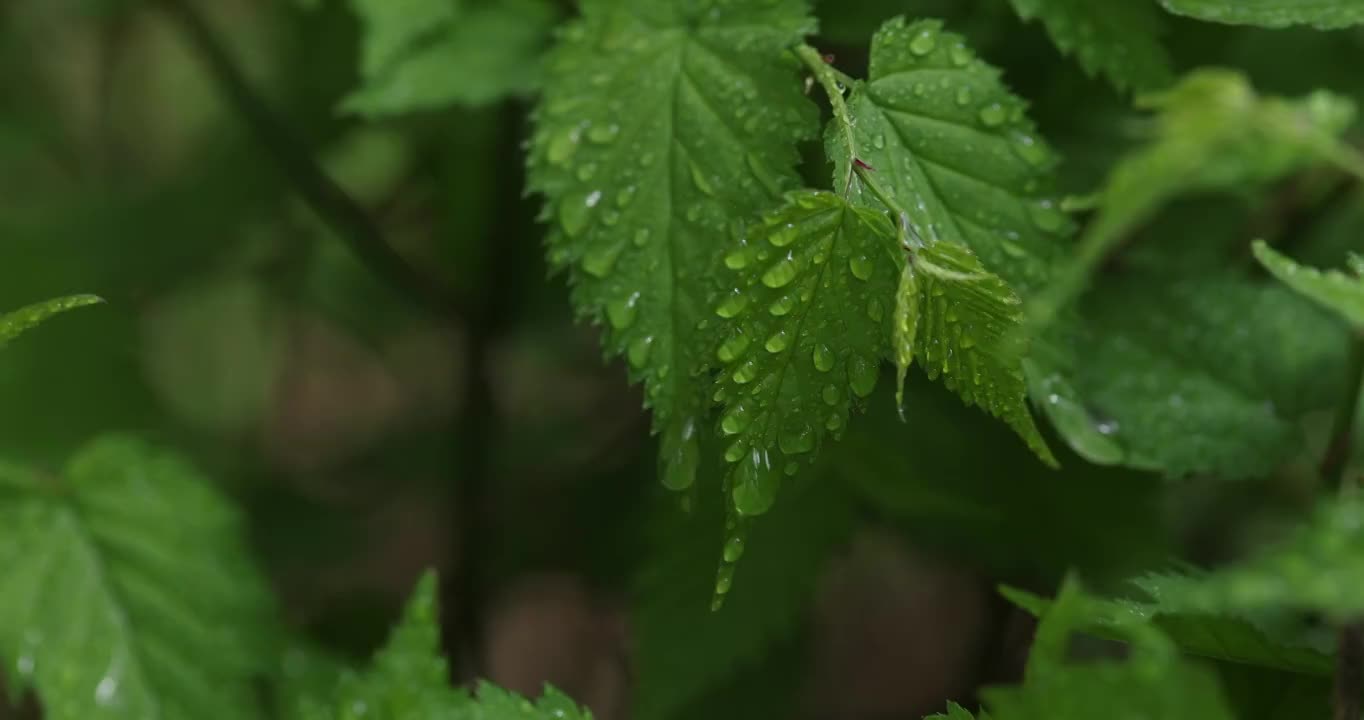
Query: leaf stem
795 44 859 194
1326 333 1364 720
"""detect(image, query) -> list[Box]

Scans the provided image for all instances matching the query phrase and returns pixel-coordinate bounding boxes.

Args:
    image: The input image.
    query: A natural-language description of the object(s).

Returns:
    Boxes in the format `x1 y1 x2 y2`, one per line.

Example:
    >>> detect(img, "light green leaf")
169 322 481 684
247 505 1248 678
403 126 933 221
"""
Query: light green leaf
529 0 818 492
0 437 275 720
838 17 1073 298
709 191 897 517
1029 69 1359 332
986 578 1237 720
904 235 1055 465
1008 0 1174 92
1159 0 1364 28
0 294 102 346
634 477 855 720
303 572 593 720
342 0 556 115
1254 240 1364 327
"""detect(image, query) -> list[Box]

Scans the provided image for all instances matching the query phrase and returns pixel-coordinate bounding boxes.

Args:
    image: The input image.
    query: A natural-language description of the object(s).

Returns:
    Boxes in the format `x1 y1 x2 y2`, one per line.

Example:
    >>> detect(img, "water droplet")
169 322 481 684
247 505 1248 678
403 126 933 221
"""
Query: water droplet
849 255 874 281
955 87 973 106
546 127 581 165
721 405 751 435
1010 132 1049 168
717 333 751 363
949 43 971 67
813 344 835 372
633 228 651 247
606 292 640 329
722 535 745 563
978 104 1008 128
714 563 735 595
768 223 799 247
585 190 603 208
873 134 886 149
732 359 759 384
1027 200 1067 233
764 330 790 353
848 354 878 397
724 439 747 463
691 161 716 196
587 123 620 144
95 675 119 706
581 242 622 278
724 249 749 270
660 417 700 491
716 291 749 318
576 163 598 181
617 186 638 208
761 257 799 288
558 191 595 237
777 419 815 455
909 29 938 56
768 294 797 316
822 384 839 406
732 448 777 516
825 413 844 432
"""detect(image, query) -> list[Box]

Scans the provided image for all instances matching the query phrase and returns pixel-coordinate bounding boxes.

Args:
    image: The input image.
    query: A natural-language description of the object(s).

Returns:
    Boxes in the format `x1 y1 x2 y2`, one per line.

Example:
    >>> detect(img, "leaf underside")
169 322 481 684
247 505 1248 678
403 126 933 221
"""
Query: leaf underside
1159 0 1364 28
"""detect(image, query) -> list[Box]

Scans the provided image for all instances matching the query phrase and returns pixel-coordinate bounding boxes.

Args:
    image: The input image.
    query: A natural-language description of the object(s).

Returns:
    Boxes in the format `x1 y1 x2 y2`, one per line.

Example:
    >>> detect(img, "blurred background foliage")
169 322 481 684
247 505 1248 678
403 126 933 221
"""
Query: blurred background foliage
2 0 1363 718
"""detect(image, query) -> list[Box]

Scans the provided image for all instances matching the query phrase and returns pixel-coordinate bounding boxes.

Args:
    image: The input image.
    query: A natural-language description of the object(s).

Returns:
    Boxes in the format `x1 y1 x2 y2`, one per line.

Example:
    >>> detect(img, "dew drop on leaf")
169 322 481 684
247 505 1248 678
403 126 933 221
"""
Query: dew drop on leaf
722 534 745 563
717 333 751 363
659 417 700 491
849 255 874 281
909 28 938 56
768 294 797 316
761 257 799 288
605 292 639 329
777 419 815 455
764 330 790 353
978 103 1008 128
715 291 749 318
732 448 777 516
812 344 835 372
627 336 653 369
848 354 878 397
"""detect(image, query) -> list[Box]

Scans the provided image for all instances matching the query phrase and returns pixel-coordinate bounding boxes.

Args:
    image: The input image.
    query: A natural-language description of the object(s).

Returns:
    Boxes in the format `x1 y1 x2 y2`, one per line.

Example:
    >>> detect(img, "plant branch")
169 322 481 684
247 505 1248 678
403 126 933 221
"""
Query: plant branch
1327 333 1364 720
151 0 464 321
795 45 859 195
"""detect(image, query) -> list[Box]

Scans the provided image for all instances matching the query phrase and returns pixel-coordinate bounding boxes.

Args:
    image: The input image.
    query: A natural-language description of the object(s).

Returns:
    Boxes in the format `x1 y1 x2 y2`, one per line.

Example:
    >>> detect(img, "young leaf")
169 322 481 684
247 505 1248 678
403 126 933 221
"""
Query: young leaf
302 572 593 720
0 437 275 720
1008 0 1174 92
0 294 102 346
836 17 1073 298
709 191 897 516
1253 240 1364 327
1159 0 1364 28
1028 69 1359 332
342 0 556 115
528 0 817 491
633 477 855 720
904 236 1056 466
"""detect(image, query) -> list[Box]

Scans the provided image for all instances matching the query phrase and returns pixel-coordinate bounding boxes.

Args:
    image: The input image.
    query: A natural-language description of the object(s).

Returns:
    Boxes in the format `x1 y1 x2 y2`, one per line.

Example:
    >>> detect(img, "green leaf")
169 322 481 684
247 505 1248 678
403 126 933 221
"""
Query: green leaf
528 0 818 492
1036 272 1348 478
985 578 1237 720
0 437 275 720
1159 0 1364 28
1029 69 1358 332
633 476 855 720
838 17 1073 299
709 191 897 517
901 233 1056 466
0 294 102 346
1008 0 1174 92
924 702 988 720
304 572 593 720
1254 240 1364 327
342 0 556 115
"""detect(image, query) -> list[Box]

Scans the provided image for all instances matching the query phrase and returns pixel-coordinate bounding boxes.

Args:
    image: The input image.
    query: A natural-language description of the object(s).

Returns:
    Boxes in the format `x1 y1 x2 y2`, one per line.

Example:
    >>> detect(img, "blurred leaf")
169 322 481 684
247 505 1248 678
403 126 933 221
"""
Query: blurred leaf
343 0 557 115
1254 239 1364 327
1008 0 1174 92
0 437 276 720
1160 0 1364 28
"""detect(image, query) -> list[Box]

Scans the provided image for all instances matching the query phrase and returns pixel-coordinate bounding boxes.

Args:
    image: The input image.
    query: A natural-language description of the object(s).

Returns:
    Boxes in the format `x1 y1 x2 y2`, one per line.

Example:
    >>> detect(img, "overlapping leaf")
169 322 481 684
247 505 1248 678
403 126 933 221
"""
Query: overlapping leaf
1008 0 1174 92
0 437 275 720
301 572 592 720
831 18 1063 462
1254 240 1364 326
1159 0 1364 28
709 191 896 516
528 0 817 492
343 0 556 115
0 294 101 346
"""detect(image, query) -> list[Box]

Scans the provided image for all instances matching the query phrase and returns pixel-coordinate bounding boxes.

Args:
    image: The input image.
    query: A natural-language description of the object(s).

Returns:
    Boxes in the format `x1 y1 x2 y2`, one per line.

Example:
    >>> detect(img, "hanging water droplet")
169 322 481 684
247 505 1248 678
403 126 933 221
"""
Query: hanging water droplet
812 344 835 372
587 123 620 144
558 191 595 237
768 223 799 247
848 354 878 397
580 242 621 278
717 333 751 363
764 330 790 353
1027 199 1067 233
732 448 777 516
606 292 640 329
949 43 971 67
731 359 759 384
955 87 973 107
723 534 746 563
825 413 844 432
872 133 886 149
761 257 799 288
822 384 839 406
724 439 747 463
660 417 700 491
546 127 581 166
691 161 717 197
724 249 749 270
714 563 735 595
849 255 874 281
720 405 751 435
715 291 749 318
1010 132 1049 168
